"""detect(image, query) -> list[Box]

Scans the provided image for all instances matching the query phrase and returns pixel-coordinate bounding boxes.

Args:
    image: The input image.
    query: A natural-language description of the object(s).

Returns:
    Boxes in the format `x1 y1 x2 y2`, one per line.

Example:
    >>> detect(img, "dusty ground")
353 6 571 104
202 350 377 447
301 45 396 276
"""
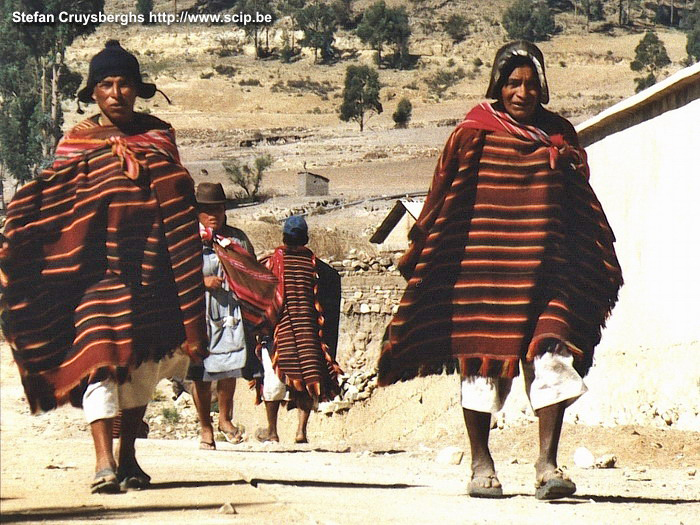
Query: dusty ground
2 339 699 524
3 3 700 523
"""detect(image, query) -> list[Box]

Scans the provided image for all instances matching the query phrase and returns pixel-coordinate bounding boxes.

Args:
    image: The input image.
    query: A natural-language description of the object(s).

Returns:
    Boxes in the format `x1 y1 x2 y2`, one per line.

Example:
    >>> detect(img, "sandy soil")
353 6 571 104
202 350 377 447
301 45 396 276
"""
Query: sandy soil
2 339 699 524
3 4 699 522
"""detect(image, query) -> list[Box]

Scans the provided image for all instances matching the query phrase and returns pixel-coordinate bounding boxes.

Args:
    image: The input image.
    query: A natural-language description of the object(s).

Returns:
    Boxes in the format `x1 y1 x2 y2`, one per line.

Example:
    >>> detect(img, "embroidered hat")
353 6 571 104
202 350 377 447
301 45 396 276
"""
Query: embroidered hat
77 40 157 103
486 40 549 104
195 182 227 205
283 215 308 236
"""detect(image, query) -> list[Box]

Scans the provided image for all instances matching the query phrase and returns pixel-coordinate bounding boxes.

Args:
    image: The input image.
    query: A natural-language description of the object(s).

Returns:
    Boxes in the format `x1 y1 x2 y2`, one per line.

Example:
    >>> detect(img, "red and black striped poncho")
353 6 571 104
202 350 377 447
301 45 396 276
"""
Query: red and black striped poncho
1 114 208 412
263 245 342 401
378 103 622 386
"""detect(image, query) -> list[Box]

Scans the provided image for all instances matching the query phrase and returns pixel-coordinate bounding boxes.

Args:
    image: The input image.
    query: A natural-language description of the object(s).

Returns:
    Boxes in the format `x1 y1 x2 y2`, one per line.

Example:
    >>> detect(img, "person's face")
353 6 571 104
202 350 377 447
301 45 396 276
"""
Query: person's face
92 75 137 126
198 204 226 232
500 65 541 123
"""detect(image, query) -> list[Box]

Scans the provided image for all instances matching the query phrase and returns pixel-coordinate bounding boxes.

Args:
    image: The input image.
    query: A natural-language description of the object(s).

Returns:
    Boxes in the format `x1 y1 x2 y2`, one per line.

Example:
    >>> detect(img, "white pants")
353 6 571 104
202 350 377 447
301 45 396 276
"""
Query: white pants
83 349 190 424
460 344 587 414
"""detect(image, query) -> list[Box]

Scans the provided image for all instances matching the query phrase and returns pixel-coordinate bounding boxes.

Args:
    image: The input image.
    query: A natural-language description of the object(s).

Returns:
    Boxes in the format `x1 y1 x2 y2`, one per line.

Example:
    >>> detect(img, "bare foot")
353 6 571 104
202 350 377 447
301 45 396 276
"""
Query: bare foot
295 434 308 444
218 423 244 444
255 428 279 443
200 425 215 448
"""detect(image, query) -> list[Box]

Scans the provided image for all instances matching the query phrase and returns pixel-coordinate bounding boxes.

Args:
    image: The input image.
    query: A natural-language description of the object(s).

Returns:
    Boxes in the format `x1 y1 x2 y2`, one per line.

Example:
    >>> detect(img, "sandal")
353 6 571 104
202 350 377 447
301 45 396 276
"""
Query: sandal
200 440 216 450
534 468 576 500
90 468 120 494
218 425 244 444
117 465 152 491
467 473 504 498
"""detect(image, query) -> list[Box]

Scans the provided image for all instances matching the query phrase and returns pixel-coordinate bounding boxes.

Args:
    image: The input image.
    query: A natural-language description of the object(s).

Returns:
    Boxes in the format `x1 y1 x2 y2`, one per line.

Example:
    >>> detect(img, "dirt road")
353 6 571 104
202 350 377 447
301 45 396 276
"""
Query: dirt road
1 345 698 525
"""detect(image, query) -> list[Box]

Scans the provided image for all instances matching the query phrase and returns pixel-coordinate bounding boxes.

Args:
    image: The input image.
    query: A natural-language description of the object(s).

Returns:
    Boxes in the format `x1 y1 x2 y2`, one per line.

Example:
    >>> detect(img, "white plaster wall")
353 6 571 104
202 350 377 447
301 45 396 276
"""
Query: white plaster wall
585 98 700 352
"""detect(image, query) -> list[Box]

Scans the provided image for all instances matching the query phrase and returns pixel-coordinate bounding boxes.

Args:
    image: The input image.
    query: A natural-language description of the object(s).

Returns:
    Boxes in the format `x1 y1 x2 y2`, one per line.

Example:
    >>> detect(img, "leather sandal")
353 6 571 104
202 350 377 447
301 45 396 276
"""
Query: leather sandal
468 473 504 498
535 468 576 500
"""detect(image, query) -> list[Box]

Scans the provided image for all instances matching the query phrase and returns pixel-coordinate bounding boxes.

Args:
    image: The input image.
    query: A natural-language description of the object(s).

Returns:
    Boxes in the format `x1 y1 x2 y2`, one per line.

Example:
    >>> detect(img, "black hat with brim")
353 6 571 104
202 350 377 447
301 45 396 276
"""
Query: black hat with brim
77 40 157 103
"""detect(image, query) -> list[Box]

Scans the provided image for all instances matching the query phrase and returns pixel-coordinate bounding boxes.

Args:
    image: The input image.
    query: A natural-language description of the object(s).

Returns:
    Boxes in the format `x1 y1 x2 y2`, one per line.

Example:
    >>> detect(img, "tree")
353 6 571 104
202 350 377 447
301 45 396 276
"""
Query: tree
223 153 273 201
356 0 411 68
392 97 412 128
137 0 153 23
277 0 306 56
331 0 357 30
686 0 700 62
630 31 671 92
296 1 337 63
443 14 470 43
502 0 556 42
339 65 383 132
0 0 103 188
237 0 277 58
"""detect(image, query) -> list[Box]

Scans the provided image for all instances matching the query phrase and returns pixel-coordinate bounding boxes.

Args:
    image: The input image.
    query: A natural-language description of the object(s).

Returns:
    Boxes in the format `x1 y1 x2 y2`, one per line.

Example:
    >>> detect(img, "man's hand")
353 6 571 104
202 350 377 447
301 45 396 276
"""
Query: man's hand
203 275 224 290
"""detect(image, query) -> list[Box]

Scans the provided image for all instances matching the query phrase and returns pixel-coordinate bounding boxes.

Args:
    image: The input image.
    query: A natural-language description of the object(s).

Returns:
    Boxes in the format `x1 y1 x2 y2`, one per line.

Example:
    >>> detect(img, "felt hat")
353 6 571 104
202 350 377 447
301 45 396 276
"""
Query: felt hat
195 182 227 205
485 40 549 104
77 40 157 103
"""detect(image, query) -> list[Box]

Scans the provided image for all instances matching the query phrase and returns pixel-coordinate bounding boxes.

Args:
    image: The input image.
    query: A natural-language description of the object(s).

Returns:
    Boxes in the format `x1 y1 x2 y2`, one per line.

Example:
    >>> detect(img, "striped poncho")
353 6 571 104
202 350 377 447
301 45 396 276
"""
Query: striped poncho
378 103 622 386
263 245 342 401
1 114 208 412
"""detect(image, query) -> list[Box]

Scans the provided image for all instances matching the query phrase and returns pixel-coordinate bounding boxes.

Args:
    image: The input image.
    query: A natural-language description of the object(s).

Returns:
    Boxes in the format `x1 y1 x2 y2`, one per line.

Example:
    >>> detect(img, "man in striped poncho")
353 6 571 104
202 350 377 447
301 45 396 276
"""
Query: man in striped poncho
255 216 342 444
0 41 207 493
378 41 622 500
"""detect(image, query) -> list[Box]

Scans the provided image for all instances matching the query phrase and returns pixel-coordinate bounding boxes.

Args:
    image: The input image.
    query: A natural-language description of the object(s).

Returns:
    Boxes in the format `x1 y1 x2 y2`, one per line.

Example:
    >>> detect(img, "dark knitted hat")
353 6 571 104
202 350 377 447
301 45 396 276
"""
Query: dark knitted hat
283 215 308 237
77 40 157 103
485 40 549 104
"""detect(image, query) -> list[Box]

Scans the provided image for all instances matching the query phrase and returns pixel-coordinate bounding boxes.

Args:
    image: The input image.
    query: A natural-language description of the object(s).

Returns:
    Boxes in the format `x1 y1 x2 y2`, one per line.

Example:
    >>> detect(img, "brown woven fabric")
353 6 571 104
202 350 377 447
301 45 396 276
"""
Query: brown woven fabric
378 108 622 386
1 114 207 413
263 245 342 401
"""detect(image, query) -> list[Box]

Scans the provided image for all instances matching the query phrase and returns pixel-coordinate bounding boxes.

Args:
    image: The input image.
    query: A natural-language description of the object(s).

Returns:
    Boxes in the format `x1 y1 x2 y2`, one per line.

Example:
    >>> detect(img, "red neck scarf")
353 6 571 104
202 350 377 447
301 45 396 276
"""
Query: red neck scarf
459 102 590 179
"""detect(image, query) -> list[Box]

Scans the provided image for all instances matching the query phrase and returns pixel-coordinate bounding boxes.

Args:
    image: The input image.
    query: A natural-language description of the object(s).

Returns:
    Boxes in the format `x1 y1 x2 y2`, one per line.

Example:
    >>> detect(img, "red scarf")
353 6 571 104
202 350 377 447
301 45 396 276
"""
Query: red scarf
459 102 590 179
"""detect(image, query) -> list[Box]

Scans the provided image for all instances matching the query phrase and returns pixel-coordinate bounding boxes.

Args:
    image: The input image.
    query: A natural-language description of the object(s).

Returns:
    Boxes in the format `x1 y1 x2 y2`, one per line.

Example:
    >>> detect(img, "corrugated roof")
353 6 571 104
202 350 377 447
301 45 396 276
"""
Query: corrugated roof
576 62 700 147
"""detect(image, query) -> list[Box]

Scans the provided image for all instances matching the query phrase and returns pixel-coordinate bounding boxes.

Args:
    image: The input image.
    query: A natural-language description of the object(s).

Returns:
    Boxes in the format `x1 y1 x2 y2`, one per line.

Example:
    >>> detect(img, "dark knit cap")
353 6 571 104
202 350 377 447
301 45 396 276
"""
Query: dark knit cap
77 40 157 103
283 215 308 237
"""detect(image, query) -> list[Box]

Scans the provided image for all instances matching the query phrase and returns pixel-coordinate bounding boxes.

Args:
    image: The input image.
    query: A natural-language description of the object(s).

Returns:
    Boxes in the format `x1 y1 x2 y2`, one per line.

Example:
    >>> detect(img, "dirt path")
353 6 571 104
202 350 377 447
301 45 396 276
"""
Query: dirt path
2 345 699 524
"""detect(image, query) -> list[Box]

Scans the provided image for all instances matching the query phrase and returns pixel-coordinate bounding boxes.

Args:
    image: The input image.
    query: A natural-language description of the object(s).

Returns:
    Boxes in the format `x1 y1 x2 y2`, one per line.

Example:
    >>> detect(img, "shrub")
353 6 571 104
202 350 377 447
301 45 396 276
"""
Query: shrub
424 68 469 98
161 407 180 424
214 65 237 77
630 31 671 93
502 0 556 42
392 97 413 128
224 154 274 201
443 13 470 43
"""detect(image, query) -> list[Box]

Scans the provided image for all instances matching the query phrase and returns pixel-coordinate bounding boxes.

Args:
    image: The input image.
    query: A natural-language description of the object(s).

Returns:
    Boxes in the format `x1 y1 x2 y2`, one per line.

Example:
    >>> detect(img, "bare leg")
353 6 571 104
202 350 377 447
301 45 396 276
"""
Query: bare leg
533 401 576 499
259 400 280 442
193 380 215 446
295 395 312 444
117 405 148 473
216 378 237 434
463 409 501 491
90 418 116 473
535 401 566 479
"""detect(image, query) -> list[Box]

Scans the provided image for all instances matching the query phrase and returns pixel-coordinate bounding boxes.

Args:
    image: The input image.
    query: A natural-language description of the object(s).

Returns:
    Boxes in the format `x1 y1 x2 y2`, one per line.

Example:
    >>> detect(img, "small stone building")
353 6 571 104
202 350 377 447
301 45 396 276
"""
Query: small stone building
370 198 425 252
298 171 329 196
